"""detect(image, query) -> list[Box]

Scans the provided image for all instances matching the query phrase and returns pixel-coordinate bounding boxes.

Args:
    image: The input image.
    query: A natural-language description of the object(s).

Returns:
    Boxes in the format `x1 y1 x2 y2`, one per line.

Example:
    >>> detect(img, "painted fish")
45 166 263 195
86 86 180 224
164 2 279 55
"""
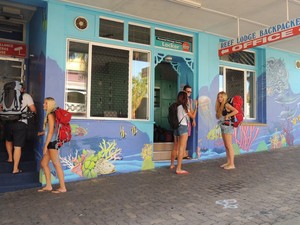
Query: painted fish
278 107 297 120
120 126 126 138
131 126 137 136
207 125 221 140
94 158 116 175
275 93 300 104
76 127 87 136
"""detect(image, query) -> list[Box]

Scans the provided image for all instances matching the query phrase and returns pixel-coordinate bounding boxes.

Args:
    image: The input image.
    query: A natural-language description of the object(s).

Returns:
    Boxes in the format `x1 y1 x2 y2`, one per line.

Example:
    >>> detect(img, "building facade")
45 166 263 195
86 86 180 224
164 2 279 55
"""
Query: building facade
1 0 300 188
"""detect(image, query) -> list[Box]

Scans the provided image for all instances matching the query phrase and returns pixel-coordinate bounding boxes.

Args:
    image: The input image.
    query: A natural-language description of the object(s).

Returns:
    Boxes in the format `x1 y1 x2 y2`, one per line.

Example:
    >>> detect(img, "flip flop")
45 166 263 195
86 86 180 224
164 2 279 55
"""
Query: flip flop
176 170 189 175
224 165 235 170
183 156 192 160
220 163 228 168
12 170 23 174
52 189 67 194
38 188 53 193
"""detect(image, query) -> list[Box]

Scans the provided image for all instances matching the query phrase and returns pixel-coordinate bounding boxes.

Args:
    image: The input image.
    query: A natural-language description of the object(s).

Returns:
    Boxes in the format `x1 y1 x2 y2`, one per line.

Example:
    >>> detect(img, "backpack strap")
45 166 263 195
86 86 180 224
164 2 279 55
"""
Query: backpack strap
12 90 23 111
178 105 187 125
0 91 3 105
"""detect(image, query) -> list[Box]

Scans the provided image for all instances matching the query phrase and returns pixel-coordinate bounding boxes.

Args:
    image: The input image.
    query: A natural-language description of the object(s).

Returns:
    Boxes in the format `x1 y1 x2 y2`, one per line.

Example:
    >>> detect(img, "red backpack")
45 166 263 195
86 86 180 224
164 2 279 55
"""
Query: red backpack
54 107 72 146
225 96 244 127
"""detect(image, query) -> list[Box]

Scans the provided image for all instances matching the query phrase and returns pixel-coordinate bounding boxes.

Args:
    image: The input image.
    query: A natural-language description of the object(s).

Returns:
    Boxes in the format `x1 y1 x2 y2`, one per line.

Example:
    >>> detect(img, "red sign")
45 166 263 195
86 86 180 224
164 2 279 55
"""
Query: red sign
182 42 190 52
219 26 300 56
0 42 27 58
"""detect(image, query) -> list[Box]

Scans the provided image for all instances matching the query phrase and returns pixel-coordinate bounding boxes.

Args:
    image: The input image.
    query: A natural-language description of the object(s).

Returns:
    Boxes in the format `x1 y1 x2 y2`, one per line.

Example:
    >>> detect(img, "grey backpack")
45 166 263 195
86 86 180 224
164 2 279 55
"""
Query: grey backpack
0 81 24 121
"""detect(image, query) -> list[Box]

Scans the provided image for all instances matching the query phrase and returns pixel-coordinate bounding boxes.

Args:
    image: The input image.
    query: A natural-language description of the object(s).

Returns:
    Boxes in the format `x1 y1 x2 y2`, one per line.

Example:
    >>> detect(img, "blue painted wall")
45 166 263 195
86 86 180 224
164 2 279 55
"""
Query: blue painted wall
25 0 300 184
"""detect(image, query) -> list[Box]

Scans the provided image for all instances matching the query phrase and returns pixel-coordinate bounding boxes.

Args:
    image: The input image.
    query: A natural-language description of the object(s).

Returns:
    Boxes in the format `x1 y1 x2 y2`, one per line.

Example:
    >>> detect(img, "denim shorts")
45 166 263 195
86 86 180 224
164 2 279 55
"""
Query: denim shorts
173 125 188 136
220 124 234 134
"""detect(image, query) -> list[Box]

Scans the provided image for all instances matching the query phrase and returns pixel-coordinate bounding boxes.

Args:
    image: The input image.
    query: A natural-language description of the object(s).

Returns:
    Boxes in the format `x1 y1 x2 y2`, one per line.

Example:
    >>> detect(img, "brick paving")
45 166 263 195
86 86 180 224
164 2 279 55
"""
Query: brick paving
0 147 300 225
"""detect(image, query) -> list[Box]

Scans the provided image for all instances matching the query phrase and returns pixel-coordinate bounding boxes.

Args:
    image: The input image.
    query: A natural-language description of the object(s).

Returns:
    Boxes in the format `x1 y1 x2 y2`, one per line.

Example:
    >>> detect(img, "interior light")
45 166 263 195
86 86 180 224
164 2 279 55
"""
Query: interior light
165 56 173 62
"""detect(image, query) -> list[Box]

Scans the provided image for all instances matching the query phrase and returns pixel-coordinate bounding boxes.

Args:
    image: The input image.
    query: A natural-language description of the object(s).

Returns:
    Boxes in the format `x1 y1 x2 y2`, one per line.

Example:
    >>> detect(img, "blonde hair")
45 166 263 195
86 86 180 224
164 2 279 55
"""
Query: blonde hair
215 91 228 119
43 97 57 130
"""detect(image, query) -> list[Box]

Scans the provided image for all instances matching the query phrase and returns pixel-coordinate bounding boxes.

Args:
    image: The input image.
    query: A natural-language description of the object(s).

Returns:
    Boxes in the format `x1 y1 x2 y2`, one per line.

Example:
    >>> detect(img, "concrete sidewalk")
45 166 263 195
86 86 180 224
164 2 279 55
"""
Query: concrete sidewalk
1 147 300 225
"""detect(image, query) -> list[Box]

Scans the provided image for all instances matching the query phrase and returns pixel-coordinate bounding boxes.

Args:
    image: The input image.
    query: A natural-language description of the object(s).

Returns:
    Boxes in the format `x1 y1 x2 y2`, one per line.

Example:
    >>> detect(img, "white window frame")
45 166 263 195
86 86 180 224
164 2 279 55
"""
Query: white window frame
65 39 151 121
221 66 257 120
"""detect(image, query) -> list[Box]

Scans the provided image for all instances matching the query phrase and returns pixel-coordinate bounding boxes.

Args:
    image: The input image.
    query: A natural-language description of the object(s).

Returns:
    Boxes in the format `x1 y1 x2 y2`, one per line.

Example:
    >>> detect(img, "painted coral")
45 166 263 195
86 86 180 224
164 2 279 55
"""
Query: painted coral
233 126 259 151
141 144 154 170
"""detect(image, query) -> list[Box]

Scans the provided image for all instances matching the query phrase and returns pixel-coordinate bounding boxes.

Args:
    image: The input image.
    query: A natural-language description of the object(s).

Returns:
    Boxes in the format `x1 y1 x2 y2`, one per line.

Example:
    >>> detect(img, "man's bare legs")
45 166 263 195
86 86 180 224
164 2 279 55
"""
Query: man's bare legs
5 141 13 163
12 146 22 173
6 141 22 173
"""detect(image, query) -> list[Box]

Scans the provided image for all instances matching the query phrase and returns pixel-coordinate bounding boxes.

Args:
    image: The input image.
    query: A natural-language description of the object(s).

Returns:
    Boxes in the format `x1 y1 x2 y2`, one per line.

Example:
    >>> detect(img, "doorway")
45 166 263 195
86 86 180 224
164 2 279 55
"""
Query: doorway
153 54 195 160
154 60 178 142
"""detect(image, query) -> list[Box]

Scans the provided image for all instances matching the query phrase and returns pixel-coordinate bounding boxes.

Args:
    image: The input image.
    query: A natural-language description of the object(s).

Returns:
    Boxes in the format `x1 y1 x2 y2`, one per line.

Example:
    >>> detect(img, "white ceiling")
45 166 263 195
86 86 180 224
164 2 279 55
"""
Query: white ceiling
61 0 300 55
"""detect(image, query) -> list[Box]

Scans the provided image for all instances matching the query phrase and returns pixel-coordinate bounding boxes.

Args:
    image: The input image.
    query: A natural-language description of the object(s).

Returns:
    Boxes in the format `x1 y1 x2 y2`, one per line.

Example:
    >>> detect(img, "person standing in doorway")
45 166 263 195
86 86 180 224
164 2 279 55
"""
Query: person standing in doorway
0 82 36 174
38 97 67 193
170 91 197 174
215 91 238 170
183 84 197 159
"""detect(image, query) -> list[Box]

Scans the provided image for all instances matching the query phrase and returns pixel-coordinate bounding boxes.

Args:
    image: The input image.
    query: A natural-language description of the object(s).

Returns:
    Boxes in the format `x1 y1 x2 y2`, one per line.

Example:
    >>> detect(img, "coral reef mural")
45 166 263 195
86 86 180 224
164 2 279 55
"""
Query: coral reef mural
196 54 300 161
38 49 300 185
39 121 152 184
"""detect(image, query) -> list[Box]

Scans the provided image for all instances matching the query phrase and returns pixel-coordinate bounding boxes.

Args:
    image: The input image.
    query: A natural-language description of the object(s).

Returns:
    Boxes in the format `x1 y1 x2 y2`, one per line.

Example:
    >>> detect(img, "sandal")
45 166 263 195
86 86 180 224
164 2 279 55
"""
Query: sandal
12 170 23 174
224 165 235 170
220 163 228 168
52 189 67 194
38 188 53 193
183 156 192 160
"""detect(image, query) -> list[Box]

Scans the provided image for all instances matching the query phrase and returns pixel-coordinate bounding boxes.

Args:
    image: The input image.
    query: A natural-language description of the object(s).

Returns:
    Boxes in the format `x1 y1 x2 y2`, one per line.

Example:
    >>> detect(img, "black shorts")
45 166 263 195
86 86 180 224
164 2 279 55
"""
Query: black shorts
47 141 61 150
5 121 28 147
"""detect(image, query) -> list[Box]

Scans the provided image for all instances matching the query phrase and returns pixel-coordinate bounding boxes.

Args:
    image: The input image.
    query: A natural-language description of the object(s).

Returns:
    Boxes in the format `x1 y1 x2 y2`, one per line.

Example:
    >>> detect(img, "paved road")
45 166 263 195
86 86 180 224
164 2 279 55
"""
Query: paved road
1 147 300 225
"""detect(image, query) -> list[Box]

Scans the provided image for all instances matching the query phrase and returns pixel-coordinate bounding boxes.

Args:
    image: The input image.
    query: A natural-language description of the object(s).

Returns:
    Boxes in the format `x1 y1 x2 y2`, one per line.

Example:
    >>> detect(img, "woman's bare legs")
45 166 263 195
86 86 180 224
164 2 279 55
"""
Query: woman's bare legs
170 136 179 169
49 149 67 193
222 133 235 169
39 152 53 191
176 133 188 173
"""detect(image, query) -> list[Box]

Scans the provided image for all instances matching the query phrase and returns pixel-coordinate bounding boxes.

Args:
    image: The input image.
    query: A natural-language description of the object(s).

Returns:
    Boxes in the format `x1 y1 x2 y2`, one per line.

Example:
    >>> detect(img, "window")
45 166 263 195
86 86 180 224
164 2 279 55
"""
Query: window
219 67 256 119
219 50 255 66
65 42 88 116
91 45 129 118
0 20 24 42
66 40 150 120
129 24 150 45
99 18 124 41
131 51 150 119
0 58 24 88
